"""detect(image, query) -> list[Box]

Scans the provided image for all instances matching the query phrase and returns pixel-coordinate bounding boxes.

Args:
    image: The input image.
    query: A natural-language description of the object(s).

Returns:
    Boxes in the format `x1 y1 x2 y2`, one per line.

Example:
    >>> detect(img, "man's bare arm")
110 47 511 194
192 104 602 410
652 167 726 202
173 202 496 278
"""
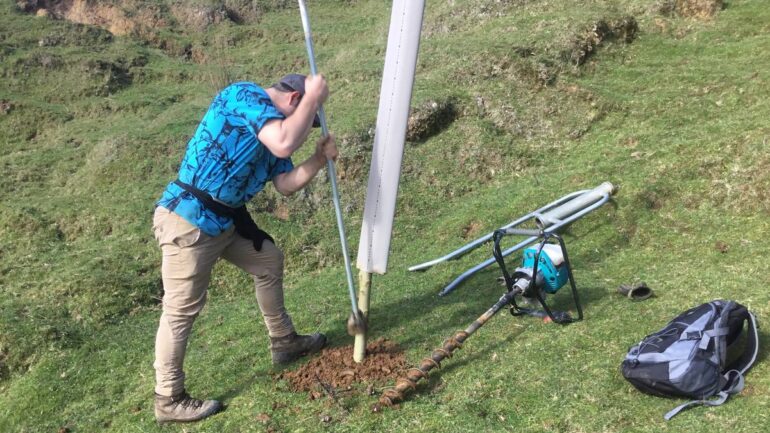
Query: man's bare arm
273 135 338 196
258 75 328 158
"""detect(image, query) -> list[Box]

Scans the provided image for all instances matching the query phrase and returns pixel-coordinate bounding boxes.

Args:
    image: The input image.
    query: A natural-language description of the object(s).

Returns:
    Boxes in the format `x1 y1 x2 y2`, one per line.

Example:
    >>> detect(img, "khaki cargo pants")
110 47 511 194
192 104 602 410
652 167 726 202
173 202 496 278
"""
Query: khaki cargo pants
152 206 295 397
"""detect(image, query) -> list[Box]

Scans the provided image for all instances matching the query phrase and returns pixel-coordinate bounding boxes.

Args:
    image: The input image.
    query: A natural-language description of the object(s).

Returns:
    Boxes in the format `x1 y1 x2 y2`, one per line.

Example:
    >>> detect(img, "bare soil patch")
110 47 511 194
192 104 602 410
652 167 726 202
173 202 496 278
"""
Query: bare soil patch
19 0 169 36
279 338 407 398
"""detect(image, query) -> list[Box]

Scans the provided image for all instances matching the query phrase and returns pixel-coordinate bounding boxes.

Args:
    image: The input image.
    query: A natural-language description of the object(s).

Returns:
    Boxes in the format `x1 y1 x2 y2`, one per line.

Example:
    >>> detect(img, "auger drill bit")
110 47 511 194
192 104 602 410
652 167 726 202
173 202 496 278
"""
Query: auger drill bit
377 291 518 408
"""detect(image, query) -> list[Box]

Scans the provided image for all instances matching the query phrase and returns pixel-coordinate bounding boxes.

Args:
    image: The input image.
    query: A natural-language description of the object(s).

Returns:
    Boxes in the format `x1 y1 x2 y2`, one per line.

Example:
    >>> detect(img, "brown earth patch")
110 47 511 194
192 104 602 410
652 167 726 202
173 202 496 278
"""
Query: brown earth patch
17 0 278 36
20 0 169 36
336 127 374 182
714 240 729 254
461 220 484 240
279 338 407 397
639 190 665 211
272 202 290 221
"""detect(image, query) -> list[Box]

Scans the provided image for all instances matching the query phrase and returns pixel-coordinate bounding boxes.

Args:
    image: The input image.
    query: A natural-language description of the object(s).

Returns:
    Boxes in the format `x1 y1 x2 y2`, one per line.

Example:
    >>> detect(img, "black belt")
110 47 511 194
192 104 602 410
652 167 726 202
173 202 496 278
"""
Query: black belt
173 179 274 251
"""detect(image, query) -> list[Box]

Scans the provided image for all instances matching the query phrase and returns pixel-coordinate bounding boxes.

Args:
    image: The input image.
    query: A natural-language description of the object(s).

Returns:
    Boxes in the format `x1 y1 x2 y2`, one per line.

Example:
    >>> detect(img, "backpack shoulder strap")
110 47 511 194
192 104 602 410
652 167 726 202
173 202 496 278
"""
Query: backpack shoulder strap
726 311 759 375
664 371 745 420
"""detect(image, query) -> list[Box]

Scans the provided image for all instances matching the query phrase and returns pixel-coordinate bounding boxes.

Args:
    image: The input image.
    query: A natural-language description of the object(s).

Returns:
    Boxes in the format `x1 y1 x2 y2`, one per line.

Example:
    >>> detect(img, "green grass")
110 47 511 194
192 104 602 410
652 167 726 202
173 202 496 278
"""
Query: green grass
1 0 770 431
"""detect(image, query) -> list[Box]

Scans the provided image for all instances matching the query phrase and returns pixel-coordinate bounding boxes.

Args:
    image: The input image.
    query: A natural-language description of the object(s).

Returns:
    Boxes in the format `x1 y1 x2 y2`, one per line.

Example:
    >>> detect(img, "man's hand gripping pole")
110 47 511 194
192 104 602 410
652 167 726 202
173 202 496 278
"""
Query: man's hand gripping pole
297 0 367 336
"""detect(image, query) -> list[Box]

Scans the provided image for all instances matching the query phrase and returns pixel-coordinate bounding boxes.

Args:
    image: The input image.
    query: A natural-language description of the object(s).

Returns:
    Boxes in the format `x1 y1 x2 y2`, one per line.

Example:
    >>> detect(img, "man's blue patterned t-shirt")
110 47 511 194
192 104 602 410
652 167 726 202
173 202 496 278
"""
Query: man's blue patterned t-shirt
157 82 293 236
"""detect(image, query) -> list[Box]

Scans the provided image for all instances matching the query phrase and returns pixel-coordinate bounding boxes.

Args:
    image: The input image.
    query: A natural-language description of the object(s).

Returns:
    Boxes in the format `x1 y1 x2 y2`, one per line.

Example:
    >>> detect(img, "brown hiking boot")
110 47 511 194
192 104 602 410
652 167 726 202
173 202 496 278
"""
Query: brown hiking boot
270 332 327 365
154 391 221 423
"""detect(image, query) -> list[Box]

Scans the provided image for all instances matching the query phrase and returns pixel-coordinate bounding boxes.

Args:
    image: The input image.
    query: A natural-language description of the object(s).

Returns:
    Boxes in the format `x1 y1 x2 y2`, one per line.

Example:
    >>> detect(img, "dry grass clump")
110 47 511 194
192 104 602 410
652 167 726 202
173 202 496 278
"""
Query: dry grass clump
658 0 724 20
563 16 639 66
336 127 374 182
706 139 770 214
406 99 458 143
169 3 230 32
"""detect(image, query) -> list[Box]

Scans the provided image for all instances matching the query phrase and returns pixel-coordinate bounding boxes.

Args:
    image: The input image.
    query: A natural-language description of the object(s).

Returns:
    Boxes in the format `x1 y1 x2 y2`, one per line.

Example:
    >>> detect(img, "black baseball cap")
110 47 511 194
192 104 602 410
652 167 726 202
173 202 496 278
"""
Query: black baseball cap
274 73 321 127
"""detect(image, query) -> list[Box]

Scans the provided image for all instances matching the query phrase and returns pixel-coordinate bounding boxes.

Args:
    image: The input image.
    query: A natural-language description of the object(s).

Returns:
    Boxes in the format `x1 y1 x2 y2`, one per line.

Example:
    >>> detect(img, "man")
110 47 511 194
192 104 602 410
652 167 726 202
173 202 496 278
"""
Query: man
151 73 336 423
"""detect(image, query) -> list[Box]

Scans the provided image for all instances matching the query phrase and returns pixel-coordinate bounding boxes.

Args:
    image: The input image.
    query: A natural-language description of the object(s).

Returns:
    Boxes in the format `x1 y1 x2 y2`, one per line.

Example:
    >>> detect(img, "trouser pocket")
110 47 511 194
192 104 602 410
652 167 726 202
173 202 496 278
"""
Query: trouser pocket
153 207 203 256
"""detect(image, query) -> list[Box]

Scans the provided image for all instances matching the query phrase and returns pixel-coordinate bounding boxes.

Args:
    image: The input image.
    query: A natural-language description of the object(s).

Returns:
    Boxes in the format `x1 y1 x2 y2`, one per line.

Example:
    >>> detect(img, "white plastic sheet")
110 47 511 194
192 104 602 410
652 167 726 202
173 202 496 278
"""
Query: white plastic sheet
356 0 425 274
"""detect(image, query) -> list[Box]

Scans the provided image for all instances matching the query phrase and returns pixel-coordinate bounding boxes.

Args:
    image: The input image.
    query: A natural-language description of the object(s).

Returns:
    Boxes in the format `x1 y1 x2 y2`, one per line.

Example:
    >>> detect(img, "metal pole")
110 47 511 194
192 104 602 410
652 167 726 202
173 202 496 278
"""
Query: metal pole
408 190 587 272
297 0 362 326
414 182 616 296
535 182 616 227
438 186 614 296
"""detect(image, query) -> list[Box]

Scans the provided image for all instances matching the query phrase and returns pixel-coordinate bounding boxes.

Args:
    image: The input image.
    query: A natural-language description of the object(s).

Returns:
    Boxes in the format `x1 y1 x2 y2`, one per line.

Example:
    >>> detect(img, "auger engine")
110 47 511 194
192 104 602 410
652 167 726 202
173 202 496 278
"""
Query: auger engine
494 229 583 324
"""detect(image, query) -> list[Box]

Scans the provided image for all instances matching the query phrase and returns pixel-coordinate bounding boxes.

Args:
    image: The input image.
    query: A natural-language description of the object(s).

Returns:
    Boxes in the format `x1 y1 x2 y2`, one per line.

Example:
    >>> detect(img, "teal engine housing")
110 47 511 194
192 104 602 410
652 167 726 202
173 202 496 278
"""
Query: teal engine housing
521 243 569 294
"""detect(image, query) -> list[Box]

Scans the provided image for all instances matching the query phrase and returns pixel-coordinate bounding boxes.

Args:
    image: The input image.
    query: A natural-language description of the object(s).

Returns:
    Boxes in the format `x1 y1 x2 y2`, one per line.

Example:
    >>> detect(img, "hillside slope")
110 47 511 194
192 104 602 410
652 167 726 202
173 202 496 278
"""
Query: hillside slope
1 1 769 432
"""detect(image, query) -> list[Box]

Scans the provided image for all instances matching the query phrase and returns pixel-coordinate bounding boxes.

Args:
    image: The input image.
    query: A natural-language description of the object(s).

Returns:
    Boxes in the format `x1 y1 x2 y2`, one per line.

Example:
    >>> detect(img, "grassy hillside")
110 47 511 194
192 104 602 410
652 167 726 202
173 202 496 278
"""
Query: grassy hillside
1 0 769 432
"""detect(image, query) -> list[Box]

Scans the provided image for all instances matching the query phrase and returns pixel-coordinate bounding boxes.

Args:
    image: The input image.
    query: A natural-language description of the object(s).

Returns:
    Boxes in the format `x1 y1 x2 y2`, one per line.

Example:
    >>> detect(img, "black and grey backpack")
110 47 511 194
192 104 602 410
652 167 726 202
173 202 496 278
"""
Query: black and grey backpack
621 300 759 420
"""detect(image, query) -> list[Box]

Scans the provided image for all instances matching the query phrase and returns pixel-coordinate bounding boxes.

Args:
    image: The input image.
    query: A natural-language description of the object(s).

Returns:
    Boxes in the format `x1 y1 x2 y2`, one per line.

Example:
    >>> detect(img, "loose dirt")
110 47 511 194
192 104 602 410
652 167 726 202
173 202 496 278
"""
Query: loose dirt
279 338 407 397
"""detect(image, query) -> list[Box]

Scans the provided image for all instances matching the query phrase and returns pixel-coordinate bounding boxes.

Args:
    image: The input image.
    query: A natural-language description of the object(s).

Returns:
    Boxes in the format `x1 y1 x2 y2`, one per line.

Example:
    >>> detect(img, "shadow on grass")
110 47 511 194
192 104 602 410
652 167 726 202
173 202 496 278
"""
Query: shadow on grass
215 219 622 403
416 322 530 396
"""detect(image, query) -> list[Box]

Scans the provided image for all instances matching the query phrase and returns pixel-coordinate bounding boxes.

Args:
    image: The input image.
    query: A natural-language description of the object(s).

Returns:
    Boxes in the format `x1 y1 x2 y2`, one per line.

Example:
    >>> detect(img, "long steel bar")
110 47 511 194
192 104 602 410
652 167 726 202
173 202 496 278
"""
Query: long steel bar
298 0 359 316
535 182 615 227
438 183 615 296
407 190 586 272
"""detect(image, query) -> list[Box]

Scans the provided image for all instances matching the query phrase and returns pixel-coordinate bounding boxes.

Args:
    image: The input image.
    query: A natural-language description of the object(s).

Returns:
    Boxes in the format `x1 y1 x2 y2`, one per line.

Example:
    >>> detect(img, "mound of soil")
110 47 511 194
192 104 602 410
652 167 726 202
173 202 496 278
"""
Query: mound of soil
279 338 407 396
334 127 373 182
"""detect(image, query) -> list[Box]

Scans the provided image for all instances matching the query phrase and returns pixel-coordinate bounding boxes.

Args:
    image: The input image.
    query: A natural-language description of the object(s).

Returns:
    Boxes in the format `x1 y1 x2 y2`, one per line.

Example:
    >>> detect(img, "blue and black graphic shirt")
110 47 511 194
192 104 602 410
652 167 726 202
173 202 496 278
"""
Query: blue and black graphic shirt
157 82 293 236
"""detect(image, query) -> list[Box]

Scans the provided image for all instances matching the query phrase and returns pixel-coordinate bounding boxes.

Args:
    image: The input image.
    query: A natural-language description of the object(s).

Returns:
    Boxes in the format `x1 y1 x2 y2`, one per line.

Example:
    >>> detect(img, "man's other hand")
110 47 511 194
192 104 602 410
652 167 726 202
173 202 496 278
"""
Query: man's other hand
314 134 338 164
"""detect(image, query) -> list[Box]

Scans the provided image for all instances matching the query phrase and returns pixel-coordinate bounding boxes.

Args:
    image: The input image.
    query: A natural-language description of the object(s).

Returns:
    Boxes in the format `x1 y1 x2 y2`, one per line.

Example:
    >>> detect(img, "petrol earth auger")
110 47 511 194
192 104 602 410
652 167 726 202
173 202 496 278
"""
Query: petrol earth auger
378 229 581 407
378 183 616 408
